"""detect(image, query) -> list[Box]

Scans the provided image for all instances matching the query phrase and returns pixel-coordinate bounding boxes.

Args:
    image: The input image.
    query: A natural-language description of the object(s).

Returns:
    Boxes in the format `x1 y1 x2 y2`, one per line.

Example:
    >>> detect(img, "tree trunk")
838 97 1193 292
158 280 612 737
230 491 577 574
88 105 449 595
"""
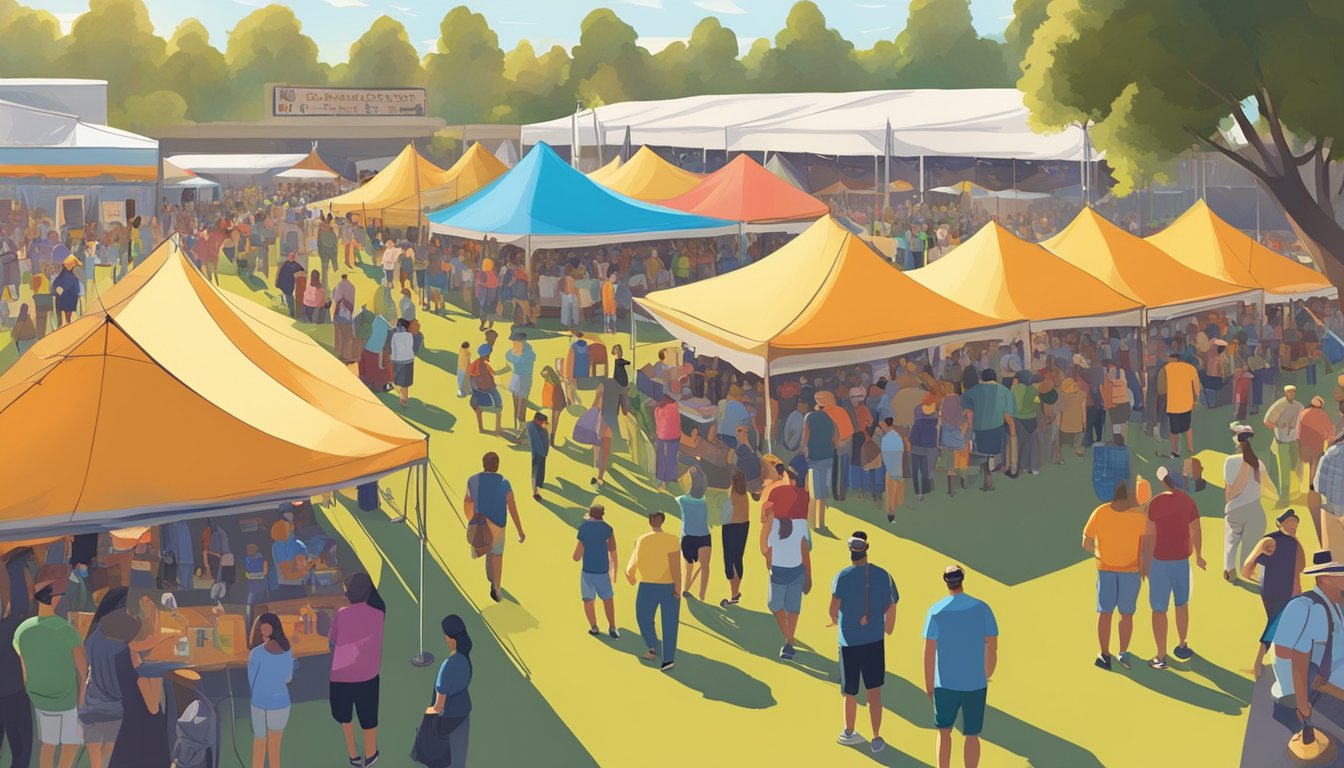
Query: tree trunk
1262 172 1344 290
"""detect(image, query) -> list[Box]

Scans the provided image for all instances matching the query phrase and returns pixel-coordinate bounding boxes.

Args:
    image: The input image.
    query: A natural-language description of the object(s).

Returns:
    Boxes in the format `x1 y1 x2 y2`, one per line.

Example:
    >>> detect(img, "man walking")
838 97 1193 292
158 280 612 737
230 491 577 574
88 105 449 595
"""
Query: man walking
961 370 1016 492
1083 481 1148 670
505 330 537 436
1142 467 1205 669
626 512 682 671
1243 509 1304 674
1265 384 1305 505
526 412 549 501
800 401 839 532
14 584 87 768
275 251 304 318
574 505 619 639
923 566 998 768
317 215 339 283
831 532 899 754
465 452 525 603
1160 352 1201 458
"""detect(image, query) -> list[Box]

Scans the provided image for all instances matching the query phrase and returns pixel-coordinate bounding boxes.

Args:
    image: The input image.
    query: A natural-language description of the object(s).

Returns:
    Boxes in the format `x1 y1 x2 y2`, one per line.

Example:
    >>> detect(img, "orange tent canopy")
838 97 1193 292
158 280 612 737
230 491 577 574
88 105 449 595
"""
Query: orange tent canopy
421 142 511 210
1145 200 1336 303
590 147 702 202
276 150 341 180
661 155 829 227
1043 208 1260 321
908 222 1145 331
309 143 454 226
0 237 427 537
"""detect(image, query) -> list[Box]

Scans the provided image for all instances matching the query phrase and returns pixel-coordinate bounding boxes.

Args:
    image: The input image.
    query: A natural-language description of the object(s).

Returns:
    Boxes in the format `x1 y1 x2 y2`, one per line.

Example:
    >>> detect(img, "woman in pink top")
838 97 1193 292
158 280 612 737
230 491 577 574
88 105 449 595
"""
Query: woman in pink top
653 394 682 491
303 270 326 324
329 573 386 767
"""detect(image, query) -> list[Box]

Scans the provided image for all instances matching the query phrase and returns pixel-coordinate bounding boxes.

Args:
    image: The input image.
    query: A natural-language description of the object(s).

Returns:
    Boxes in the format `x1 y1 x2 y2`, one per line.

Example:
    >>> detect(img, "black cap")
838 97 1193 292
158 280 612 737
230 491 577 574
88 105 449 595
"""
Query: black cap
943 566 965 586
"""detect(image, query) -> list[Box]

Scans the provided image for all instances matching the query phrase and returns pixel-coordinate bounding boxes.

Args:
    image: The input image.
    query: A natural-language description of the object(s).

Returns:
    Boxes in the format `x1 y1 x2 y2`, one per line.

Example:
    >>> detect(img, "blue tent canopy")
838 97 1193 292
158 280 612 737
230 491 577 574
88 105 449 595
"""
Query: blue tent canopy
427 142 737 249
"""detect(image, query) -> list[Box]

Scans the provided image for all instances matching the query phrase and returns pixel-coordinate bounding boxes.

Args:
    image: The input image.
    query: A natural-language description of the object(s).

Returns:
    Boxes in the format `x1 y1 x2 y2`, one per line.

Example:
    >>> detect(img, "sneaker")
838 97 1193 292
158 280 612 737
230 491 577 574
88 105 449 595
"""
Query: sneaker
1148 656 1169 669
780 644 796 660
1094 653 1112 671
1173 644 1194 660
837 730 865 746
489 587 500 603
588 626 601 637
532 493 543 502
660 661 675 672
364 751 380 767
886 513 895 523
871 737 886 754
1117 652 1133 670
642 649 658 661
608 627 620 639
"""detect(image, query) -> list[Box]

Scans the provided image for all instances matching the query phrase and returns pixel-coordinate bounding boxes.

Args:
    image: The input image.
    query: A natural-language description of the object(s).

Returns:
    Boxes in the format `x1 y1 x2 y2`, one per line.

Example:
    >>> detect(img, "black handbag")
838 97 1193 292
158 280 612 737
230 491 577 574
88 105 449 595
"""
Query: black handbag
410 711 466 767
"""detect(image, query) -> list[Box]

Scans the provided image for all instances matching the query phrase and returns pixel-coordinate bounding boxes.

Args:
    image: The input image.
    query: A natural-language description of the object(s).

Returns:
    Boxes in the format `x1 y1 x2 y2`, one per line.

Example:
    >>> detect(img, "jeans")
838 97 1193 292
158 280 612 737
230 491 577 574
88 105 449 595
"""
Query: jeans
832 452 851 500
910 448 935 495
1085 405 1106 445
283 291 296 317
635 582 680 664
1018 417 1039 473
560 294 579 327
0 690 33 768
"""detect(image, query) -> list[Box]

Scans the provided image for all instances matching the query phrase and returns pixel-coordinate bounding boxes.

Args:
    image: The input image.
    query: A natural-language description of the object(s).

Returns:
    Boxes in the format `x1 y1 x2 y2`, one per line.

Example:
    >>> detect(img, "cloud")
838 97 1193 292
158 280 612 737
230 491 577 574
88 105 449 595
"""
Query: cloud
390 4 417 16
692 0 746 13
856 3 887 7
859 26 892 34
638 36 687 53
622 0 664 8
53 11 80 34
497 20 540 26
230 0 266 6
322 0 367 7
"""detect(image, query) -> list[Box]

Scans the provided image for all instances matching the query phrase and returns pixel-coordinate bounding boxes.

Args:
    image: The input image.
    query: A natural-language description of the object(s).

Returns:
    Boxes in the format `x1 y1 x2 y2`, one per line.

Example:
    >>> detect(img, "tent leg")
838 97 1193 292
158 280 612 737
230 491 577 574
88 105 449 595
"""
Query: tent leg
764 367 774 454
630 306 638 371
411 463 435 667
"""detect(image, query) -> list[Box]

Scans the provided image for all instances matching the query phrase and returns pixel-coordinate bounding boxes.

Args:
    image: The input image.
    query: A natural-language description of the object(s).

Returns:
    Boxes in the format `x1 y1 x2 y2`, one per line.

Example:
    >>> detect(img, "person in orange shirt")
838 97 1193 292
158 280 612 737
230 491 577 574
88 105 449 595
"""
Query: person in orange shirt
820 391 856 502
1082 481 1148 671
600 269 618 334
1160 352 1201 458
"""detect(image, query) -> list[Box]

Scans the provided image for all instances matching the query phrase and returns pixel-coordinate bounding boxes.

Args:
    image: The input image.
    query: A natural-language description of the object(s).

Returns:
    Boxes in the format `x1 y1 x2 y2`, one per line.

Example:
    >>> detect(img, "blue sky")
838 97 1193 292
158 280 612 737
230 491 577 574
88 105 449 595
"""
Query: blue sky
35 0 1016 62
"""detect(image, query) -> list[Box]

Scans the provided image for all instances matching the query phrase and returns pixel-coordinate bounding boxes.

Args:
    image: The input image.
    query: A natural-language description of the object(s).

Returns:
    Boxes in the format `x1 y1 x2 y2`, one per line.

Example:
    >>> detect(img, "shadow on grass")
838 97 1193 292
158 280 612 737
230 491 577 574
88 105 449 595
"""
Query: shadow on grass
685 598 836 684
607 624 776 709
1183 655 1255 704
1116 662 1248 715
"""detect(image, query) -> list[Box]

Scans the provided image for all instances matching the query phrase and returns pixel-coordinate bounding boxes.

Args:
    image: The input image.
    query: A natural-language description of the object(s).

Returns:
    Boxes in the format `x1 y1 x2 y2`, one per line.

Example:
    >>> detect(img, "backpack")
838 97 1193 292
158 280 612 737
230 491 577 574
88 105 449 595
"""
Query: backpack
466 513 495 557
170 698 217 768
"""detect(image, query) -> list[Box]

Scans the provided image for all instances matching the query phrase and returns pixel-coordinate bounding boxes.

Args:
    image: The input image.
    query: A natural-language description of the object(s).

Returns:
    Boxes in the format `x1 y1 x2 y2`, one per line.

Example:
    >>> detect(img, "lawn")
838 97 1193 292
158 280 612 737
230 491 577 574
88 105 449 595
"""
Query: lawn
2 250 1317 767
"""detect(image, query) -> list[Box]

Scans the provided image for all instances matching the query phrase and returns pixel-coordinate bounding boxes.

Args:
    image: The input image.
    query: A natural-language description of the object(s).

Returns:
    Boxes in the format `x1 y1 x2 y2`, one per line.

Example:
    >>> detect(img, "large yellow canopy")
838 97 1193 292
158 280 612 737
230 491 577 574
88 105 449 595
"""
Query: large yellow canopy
591 147 703 201
420 142 511 211
309 143 454 227
636 216 1015 375
1043 208 1260 321
908 222 1144 331
1145 200 1336 303
0 237 427 537
587 156 622 184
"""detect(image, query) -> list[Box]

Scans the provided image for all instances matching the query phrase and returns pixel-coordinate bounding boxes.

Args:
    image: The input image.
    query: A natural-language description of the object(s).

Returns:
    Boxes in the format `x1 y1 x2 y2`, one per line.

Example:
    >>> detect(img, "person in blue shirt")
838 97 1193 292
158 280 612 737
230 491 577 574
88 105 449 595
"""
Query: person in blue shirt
800 404 840 531
505 330 537 437
830 532 899 754
526 412 550 502
678 468 713 602
573 505 619 639
247 612 296 768
426 615 473 767
466 452 525 604
923 566 999 768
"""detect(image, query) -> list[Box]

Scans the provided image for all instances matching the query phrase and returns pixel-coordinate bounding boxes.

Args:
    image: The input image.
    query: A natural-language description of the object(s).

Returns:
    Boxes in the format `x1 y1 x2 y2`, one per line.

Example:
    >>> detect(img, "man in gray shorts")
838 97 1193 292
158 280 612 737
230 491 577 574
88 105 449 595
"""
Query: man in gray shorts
574 505 619 639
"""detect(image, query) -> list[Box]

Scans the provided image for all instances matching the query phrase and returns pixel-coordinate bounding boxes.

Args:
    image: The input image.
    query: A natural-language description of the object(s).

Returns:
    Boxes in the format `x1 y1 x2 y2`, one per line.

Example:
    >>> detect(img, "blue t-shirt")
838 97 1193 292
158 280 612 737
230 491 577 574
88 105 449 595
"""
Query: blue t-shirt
506 343 536 379
434 653 473 718
832 563 899 647
717 400 750 438
247 646 296 710
922 593 999 691
467 472 512 528
961 382 1015 432
679 496 710 537
803 410 837 460
576 519 614 574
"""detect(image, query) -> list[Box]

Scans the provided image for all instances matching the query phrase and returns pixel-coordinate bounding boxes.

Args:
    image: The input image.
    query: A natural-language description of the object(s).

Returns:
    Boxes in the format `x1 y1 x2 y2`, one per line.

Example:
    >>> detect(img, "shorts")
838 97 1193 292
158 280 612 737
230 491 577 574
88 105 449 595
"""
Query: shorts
972 426 1004 457
1096 570 1141 614
35 708 81 745
1167 410 1192 435
840 640 885 696
251 705 291 734
941 447 969 471
531 454 546 487
1149 558 1191 611
81 718 121 744
393 361 414 388
767 565 805 613
933 687 987 736
472 388 502 410
581 570 614 601
681 534 711 564
508 374 531 398
329 676 380 729
807 459 834 501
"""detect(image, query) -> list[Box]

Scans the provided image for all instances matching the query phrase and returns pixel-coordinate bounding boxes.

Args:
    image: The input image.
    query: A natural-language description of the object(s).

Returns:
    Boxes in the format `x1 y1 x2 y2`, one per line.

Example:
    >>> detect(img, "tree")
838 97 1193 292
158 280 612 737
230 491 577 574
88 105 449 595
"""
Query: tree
342 15 424 88
0 0 66 78
162 19 231 122
655 17 745 98
568 9 659 107
503 40 573 124
894 0 1010 88
1021 0 1344 285
225 5 328 120
425 6 506 123
57 0 166 109
109 90 187 133
751 2 863 93
1002 0 1050 76
857 40 901 90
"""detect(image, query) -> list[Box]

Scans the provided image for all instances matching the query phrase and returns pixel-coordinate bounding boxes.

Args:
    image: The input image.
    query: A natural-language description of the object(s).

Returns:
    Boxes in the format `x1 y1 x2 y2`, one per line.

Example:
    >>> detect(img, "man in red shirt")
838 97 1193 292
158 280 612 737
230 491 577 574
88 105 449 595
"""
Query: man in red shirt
1142 466 1206 669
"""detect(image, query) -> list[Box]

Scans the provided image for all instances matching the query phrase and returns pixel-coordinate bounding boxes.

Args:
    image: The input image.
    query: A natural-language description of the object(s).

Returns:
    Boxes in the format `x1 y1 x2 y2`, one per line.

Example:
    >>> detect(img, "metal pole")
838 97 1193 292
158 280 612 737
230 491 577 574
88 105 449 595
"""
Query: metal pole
873 155 880 227
919 156 925 204
630 304 638 371
592 110 604 167
764 360 774 454
571 100 582 169
411 462 434 667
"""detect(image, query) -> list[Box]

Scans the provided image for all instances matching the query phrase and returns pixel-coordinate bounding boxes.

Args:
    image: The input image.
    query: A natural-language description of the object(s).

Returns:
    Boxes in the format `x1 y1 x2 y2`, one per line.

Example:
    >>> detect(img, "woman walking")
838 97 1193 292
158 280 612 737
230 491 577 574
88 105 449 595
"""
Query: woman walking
390 319 418 408
11 302 35 355
721 469 751 607
303 270 326 324
678 467 713 601
762 509 810 661
910 394 939 502
1223 424 1275 583
539 365 567 443
329 573 386 768
418 615 473 767
247 613 295 768
653 395 681 492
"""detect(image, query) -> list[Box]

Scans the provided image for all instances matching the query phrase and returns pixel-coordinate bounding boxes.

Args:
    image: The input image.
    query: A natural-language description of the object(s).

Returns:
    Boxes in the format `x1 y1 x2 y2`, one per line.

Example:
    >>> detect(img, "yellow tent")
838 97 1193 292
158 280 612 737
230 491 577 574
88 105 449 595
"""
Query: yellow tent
309 143 454 227
1043 208 1261 321
635 216 1016 377
587 156 623 185
590 147 702 202
1145 200 1336 303
908 222 1145 331
420 142 511 211
0 237 427 537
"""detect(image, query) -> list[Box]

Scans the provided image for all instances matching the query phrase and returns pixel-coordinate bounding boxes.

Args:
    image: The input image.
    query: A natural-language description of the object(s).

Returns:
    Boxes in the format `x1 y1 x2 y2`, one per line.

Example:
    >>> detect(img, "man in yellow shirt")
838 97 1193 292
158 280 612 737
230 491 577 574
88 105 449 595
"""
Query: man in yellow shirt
1160 352 1201 459
1082 481 1148 671
626 512 683 671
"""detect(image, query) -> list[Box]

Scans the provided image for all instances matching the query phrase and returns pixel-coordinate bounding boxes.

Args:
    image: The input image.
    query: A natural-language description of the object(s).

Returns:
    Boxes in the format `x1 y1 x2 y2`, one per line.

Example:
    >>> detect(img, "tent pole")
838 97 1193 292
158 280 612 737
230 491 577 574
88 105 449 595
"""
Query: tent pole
764 360 774 454
525 235 533 282
873 155 879 230
411 461 434 667
737 221 745 262
919 156 925 204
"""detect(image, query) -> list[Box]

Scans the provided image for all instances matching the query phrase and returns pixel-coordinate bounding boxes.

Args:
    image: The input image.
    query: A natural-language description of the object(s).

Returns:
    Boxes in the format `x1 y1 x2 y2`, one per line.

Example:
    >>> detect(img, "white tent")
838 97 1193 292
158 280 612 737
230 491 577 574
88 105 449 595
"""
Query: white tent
0 99 157 181
494 140 519 167
522 89 1093 161
167 154 307 177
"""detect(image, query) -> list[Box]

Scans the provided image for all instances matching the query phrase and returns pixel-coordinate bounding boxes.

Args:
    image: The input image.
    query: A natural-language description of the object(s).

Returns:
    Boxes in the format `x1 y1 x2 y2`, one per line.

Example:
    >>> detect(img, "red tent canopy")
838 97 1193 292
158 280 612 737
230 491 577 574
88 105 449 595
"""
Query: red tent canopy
662 155 830 225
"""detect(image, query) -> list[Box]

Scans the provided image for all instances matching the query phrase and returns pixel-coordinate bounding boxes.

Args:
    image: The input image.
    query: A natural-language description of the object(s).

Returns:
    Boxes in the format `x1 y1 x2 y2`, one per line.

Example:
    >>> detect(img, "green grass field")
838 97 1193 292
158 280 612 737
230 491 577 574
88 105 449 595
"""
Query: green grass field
2 251 1323 767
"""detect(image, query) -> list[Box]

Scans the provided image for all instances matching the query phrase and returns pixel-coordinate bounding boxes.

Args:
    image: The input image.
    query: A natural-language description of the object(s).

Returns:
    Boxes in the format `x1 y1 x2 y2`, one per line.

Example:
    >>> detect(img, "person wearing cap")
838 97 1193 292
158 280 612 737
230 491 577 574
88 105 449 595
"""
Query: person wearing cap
1265 385 1306 505
1270 529 1344 724
51 253 81 328
1225 424 1275 584
1159 351 1202 459
923 566 998 768
1244 509 1304 675
13 583 86 768
504 330 537 436
525 411 550 502
1082 480 1147 670
275 250 304 318
830 532 899 753
625 511 682 672
468 345 502 434
961 369 1016 492
1142 466 1205 669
